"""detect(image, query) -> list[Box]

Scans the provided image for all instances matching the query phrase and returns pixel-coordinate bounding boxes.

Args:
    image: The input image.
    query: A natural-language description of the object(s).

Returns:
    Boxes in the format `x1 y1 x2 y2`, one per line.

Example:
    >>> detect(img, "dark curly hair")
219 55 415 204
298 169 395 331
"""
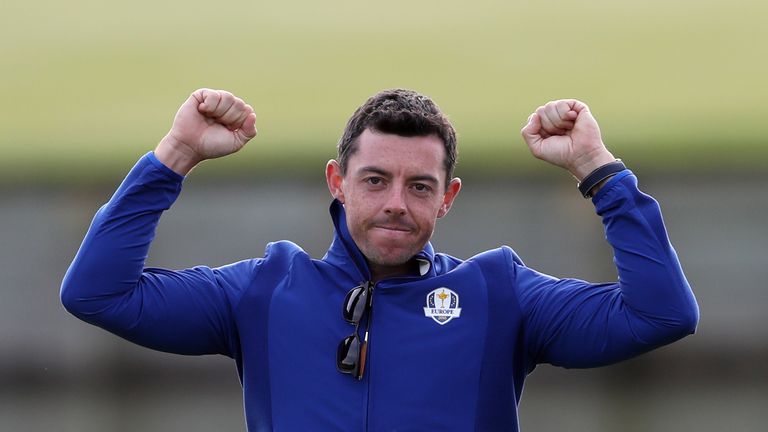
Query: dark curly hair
337 89 457 185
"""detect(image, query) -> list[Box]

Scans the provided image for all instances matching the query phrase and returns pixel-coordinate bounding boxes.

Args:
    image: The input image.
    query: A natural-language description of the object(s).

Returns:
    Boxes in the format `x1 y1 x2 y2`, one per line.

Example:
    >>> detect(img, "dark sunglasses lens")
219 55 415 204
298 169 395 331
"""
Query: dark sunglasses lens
337 334 360 374
342 286 368 323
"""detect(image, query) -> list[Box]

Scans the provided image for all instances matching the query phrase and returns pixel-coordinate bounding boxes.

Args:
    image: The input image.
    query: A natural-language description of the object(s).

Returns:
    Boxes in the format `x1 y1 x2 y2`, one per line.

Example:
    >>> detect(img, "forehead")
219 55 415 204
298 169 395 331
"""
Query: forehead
348 129 446 179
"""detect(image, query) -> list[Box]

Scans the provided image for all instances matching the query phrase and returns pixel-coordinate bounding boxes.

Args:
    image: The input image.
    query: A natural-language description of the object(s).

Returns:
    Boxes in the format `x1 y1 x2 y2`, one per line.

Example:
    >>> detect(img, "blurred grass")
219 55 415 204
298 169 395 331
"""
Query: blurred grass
1 0 766 184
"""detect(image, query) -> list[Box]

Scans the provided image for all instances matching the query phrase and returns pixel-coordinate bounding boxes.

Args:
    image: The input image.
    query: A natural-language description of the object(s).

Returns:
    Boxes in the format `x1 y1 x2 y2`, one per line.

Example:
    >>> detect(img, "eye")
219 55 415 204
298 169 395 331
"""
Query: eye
365 177 383 186
412 183 432 194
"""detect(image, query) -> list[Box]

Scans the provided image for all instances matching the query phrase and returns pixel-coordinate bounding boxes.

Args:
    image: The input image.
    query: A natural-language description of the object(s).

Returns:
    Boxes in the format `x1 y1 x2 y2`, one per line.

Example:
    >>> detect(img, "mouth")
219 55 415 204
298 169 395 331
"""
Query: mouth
371 224 414 236
375 225 412 232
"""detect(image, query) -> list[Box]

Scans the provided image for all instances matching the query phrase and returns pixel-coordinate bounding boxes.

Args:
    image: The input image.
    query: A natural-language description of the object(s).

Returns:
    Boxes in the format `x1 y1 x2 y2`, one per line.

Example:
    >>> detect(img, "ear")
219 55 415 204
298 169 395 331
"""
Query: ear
437 177 462 218
325 159 346 204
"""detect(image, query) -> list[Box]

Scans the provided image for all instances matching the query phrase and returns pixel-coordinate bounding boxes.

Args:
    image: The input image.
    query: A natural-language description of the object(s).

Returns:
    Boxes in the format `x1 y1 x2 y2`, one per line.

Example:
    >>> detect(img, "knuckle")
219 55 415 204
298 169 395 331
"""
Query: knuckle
212 95 229 110
192 88 211 105
208 91 221 103
220 91 234 102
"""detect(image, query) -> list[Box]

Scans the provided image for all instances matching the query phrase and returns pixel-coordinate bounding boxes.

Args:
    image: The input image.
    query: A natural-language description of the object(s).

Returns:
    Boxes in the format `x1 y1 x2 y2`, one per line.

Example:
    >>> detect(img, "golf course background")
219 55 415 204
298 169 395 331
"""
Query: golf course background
2 1 767 431
2 0 766 184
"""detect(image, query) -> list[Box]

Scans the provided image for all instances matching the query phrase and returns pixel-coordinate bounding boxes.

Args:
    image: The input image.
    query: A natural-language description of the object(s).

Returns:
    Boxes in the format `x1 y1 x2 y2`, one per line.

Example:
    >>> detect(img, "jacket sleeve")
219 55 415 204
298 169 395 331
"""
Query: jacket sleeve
60 152 258 358
511 171 699 368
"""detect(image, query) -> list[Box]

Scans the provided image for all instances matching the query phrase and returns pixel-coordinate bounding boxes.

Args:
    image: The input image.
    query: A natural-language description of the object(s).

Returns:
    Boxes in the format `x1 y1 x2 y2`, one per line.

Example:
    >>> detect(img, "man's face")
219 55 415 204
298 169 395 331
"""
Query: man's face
326 129 461 274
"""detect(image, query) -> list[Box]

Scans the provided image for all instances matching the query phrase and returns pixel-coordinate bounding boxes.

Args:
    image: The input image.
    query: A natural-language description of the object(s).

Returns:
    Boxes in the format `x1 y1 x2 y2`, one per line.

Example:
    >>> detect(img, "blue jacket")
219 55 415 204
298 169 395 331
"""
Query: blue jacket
61 152 699 431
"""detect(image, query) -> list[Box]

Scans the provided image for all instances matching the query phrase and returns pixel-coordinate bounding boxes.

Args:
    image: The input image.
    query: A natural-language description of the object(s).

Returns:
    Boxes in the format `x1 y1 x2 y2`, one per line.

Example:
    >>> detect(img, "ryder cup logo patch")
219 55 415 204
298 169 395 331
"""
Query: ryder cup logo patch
423 288 462 325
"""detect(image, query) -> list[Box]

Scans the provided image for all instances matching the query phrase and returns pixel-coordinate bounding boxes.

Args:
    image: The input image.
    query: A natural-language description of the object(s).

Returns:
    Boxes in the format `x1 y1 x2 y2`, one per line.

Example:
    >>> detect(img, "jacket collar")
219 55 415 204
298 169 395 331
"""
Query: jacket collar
322 199 436 283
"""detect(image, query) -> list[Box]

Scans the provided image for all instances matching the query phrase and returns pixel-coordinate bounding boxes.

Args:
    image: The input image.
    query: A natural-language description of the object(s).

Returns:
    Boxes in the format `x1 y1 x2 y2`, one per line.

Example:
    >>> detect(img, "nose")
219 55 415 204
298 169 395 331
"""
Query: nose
383 185 407 216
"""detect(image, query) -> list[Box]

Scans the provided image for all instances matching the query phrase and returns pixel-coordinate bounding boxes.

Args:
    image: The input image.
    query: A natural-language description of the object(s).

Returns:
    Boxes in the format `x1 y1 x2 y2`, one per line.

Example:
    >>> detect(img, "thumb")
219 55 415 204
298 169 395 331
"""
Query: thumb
521 112 542 145
235 113 258 144
570 100 598 126
573 104 601 137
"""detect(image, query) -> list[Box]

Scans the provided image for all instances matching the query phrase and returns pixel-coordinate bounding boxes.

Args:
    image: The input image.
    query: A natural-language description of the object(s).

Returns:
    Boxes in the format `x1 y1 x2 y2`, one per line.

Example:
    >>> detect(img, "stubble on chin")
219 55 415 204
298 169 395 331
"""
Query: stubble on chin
360 243 415 268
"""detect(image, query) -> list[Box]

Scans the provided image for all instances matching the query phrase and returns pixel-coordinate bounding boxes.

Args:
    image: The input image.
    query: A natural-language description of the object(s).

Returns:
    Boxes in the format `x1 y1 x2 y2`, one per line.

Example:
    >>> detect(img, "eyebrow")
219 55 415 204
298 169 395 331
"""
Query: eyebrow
357 166 440 185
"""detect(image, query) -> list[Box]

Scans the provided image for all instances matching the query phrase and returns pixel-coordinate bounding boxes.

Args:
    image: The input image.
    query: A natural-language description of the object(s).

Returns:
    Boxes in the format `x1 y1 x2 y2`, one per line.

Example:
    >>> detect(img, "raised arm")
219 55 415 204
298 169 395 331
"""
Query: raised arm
155 88 257 175
515 100 699 367
521 99 616 187
61 89 258 357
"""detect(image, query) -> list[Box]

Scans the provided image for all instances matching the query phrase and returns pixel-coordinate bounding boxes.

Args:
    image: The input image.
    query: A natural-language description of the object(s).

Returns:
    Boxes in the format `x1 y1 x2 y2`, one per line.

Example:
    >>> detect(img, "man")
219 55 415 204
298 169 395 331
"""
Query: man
62 88 699 431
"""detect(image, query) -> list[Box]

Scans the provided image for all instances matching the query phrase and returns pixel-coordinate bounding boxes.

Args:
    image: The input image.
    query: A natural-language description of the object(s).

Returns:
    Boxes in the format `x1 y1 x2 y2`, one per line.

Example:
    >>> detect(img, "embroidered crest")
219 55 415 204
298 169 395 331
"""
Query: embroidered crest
423 288 462 325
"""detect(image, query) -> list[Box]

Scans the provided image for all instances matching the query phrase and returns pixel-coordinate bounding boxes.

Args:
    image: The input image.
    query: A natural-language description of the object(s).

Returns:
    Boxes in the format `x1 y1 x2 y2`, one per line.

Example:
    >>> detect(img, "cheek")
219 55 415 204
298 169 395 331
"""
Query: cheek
348 193 379 217
344 203 372 236
411 209 439 236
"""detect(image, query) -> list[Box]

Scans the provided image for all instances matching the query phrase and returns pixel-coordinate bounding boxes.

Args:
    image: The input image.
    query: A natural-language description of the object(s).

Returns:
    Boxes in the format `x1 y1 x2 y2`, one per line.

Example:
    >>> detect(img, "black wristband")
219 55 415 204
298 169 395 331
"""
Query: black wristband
577 160 625 198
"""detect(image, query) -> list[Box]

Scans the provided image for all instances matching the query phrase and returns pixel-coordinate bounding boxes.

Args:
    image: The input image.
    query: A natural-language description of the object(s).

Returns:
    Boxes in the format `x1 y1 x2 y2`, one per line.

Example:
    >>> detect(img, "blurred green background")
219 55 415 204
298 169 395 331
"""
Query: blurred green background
2 0 766 183
2 0 767 431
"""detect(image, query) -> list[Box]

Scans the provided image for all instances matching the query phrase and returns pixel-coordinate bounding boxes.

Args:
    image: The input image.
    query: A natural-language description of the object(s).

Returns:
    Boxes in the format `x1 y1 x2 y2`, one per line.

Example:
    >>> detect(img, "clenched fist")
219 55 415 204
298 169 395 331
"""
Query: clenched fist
155 89 258 175
521 100 615 182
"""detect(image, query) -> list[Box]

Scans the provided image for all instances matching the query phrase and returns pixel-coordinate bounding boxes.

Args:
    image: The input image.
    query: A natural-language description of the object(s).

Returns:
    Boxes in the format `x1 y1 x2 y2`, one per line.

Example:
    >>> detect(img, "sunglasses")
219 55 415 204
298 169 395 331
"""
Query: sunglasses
337 281 374 380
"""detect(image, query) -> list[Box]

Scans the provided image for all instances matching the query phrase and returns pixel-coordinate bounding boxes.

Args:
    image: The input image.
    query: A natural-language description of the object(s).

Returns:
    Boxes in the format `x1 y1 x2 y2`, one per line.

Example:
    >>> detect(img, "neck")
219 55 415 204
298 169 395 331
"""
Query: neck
368 259 418 283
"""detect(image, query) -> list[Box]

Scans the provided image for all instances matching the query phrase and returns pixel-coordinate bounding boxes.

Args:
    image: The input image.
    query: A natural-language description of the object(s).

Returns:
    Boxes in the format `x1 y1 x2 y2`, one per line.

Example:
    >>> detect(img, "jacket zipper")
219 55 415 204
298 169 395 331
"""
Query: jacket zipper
364 282 375 432
363 271 428 431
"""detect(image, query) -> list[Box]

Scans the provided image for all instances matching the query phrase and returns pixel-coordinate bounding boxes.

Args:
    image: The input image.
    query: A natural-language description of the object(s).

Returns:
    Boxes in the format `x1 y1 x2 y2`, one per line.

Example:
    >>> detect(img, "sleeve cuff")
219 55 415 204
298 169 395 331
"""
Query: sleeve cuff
145 151 185 182
590 170 632 204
